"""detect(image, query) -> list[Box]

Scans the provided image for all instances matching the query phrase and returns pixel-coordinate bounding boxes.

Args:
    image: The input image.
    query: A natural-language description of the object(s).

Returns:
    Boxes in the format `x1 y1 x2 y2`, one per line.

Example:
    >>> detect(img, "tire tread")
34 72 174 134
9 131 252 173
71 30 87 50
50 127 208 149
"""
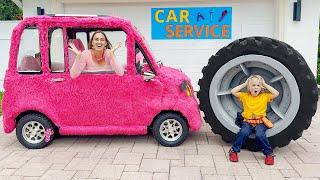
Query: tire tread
197 36 318 151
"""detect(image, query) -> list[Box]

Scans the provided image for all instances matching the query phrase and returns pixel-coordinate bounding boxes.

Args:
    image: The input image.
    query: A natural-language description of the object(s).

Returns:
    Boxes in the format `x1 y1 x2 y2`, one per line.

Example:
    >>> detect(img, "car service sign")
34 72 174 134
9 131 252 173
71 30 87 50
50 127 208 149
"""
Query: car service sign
151 7 232 39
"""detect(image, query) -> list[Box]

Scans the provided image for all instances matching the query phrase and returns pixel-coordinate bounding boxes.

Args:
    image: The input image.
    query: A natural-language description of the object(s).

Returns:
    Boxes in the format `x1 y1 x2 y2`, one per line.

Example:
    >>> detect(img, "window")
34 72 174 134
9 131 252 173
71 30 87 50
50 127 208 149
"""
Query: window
17 26 41 73
135 43 154 75
76 32 88 50
49 28 65 72
67 28 127 75
102 31 127 69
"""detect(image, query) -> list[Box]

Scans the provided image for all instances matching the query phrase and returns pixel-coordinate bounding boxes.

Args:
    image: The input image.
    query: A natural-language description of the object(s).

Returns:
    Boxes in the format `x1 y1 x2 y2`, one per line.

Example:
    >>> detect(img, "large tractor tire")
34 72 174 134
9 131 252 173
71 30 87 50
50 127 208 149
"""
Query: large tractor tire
198 37 318 151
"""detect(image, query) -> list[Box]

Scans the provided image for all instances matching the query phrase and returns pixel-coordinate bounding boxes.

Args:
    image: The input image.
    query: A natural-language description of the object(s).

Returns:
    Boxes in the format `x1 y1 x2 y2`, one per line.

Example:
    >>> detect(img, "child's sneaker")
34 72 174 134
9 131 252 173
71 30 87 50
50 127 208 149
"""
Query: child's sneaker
265 154 275 165
229 149 238 162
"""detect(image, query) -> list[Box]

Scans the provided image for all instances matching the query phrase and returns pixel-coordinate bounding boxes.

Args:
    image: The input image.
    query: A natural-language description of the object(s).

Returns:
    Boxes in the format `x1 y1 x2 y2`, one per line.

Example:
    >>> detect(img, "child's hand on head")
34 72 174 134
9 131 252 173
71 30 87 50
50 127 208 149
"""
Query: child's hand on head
245 77 250 86
257 75 266 86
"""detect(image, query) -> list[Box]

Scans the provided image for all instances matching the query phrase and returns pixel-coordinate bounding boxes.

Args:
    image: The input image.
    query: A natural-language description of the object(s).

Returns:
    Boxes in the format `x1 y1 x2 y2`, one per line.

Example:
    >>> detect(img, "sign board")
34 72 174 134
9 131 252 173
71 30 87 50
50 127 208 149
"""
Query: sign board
151 7 232 40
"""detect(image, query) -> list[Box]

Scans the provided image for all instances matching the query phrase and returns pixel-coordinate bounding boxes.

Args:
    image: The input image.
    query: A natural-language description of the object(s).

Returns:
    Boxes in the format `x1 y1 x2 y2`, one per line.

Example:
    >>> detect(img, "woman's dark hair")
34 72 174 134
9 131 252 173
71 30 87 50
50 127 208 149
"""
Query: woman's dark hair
88 30 112 49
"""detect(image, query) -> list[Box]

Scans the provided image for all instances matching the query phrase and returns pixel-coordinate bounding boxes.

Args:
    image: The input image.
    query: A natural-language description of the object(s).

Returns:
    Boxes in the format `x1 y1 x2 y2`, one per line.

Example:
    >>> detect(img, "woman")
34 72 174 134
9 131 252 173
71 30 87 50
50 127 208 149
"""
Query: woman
69 30 124 79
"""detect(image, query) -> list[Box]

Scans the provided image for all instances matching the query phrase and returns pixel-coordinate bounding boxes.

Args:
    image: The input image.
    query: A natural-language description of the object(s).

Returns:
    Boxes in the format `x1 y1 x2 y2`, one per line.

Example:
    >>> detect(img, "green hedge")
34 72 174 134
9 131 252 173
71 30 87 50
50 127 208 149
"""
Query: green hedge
0 0 22 20
318 58 320 85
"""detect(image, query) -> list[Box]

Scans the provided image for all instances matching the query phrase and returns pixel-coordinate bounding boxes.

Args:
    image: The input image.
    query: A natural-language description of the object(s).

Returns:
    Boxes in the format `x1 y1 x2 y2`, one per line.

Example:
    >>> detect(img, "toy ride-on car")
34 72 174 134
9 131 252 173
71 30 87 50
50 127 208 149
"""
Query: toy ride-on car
2 15 201 149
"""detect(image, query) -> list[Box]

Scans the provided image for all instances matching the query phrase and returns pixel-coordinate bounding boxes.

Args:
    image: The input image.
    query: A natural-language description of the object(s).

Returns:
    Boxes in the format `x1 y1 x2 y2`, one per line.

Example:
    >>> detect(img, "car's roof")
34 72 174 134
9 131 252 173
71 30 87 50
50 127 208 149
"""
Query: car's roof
22 15 133 27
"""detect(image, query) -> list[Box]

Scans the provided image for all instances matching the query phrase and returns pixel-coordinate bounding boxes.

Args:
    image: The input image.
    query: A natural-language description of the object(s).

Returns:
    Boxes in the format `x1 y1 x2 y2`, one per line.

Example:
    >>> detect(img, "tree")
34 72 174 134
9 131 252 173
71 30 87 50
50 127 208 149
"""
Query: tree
318 26 320 58
0 0 22 20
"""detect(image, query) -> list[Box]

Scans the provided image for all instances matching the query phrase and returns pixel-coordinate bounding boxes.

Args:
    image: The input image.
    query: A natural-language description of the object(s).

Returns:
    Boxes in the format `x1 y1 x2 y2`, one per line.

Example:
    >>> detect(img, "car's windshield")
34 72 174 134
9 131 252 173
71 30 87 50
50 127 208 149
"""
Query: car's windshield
134 26 158 67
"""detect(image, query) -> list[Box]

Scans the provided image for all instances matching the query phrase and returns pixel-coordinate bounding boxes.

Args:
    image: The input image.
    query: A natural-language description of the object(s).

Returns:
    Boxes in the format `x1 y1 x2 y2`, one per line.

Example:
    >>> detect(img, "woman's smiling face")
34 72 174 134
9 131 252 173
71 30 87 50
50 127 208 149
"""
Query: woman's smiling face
248 77 262 97
91 33 107 51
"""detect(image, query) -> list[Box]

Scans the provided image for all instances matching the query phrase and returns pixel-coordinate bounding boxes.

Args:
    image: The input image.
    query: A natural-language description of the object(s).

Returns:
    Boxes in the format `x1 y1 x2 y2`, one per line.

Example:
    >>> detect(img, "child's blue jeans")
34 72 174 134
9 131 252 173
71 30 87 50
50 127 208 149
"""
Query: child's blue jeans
231 122 273 155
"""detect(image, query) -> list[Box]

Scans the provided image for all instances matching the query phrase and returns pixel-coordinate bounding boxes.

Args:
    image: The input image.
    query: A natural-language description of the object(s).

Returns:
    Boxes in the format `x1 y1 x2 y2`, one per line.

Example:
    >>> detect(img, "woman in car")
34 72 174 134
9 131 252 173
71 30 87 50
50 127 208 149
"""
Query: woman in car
68 30 124 78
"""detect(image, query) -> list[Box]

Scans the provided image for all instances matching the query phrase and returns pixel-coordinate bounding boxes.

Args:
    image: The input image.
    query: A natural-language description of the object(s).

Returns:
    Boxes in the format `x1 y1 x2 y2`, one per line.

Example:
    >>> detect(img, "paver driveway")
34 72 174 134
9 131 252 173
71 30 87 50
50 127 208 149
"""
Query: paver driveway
0 101 319 180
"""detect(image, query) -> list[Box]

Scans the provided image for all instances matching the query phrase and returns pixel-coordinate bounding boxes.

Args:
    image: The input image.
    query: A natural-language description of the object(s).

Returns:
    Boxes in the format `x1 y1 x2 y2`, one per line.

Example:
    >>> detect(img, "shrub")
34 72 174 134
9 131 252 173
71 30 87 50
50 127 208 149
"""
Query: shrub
318 58 320 85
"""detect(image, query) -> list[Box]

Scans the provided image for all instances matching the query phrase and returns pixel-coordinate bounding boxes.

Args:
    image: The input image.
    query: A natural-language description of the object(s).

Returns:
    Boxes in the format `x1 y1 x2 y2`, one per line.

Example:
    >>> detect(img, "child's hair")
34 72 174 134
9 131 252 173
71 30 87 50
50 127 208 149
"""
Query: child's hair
246 75 266 93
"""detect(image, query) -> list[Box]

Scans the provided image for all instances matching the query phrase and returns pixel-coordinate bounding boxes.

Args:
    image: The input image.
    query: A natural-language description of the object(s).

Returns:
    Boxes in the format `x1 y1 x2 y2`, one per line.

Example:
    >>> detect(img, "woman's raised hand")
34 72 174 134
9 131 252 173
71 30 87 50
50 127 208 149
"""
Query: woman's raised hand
68 41 82 57
111 42 122 53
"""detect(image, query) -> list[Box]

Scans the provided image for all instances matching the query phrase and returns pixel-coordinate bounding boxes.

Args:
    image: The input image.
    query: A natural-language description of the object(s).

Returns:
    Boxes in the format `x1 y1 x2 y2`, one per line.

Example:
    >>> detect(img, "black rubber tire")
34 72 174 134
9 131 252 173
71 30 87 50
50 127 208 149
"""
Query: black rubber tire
198 36 318 151
152 112 189 147
16 113 55 149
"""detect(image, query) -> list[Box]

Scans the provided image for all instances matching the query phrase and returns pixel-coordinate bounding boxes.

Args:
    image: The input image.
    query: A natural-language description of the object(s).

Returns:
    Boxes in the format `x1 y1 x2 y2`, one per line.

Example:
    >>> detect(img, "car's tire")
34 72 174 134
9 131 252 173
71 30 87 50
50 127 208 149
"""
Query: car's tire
152 112 189 147
198 36 318 151
16 113 55 149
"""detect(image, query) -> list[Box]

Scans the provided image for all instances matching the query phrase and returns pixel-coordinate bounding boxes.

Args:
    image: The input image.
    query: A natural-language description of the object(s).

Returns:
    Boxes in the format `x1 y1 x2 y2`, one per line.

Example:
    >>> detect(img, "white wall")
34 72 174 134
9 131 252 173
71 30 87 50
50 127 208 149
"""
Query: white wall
2 0 319 90
22 0 62 17
0 21 20 91
282 0 320 76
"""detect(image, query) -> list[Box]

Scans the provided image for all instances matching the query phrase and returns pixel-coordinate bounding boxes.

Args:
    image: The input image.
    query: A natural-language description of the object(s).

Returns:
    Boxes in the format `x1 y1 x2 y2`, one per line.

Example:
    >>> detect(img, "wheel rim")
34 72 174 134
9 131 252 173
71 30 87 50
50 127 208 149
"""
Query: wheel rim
209 55 300 137
22 121 45 144
159 119 183 142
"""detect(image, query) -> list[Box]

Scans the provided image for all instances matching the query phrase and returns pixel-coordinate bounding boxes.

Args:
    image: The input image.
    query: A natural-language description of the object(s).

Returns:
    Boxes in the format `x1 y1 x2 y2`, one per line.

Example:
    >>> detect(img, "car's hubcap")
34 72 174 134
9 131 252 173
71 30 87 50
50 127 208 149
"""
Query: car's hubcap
22 121 45 144
160 119 183 141
209 55 300 137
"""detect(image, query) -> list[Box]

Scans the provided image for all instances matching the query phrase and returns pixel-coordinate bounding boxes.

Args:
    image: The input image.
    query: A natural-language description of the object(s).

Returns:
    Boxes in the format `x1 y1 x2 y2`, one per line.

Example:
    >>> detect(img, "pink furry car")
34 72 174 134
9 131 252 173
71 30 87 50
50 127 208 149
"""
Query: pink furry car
2 15 201 149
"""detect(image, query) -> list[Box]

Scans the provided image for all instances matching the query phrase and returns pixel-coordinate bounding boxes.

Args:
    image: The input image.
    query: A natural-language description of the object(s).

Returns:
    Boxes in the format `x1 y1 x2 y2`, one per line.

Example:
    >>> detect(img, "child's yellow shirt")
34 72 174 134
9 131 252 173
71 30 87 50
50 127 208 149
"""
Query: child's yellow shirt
238 92 273 119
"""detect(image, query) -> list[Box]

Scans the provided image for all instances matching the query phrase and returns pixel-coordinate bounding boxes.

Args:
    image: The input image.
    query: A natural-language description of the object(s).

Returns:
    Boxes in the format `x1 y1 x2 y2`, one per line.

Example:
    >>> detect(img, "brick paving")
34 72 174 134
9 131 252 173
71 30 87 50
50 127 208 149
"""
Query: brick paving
0 101 319 179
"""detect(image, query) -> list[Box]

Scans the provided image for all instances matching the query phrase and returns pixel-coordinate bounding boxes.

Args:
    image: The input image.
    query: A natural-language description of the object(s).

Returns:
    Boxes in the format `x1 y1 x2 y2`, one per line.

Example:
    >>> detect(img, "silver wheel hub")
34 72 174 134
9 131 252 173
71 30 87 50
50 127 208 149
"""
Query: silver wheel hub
160 119 183 141
22 121 45 144
209 55 300 137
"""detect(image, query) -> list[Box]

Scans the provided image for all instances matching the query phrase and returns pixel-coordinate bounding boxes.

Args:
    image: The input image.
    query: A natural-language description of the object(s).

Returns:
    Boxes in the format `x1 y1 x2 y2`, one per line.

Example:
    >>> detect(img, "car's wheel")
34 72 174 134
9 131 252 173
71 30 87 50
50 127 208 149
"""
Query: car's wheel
198 37 318 151
152 113 189 147
16 113 55 149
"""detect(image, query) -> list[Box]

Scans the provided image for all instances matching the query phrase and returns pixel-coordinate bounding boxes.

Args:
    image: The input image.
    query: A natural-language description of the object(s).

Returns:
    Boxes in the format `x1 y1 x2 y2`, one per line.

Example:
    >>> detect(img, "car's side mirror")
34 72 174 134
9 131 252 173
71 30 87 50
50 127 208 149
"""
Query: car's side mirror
143 71 155 81
157 60 163 67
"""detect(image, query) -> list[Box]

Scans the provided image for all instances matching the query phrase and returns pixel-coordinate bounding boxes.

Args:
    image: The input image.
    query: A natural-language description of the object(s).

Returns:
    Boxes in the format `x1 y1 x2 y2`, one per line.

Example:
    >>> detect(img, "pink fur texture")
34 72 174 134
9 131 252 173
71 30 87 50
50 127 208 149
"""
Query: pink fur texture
2 15 201 135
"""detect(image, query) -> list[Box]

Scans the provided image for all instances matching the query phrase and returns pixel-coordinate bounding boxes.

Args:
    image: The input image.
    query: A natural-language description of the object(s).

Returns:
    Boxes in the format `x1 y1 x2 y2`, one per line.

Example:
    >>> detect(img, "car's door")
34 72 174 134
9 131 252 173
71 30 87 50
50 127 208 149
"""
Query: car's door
47 27 133 127
61 73 132 126
129 42 164 126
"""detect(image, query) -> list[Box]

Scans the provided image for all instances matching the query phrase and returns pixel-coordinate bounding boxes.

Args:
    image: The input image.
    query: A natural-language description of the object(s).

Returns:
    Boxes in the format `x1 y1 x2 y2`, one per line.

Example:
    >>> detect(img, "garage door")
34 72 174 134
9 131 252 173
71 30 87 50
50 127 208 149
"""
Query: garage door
65 0 275 90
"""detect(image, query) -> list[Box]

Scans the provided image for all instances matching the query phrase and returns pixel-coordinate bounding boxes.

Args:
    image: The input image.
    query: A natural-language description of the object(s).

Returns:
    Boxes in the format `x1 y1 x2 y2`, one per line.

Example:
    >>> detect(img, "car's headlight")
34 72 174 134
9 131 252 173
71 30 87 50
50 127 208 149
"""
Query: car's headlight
180 80 193 97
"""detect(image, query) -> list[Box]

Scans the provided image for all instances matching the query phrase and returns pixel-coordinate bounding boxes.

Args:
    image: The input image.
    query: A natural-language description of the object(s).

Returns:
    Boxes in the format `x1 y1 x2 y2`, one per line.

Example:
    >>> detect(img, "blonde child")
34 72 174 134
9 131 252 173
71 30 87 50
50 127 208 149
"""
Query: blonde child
229 75 279 165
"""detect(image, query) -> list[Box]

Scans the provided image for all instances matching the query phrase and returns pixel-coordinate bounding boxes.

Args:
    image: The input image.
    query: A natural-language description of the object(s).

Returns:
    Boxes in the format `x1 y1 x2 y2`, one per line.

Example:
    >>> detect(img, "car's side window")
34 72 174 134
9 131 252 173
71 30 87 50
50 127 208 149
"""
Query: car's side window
17 26 41 73
135 43 153 75
67 28 127 75
49 28 65 72
75 32 88 50
102 31 127 71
